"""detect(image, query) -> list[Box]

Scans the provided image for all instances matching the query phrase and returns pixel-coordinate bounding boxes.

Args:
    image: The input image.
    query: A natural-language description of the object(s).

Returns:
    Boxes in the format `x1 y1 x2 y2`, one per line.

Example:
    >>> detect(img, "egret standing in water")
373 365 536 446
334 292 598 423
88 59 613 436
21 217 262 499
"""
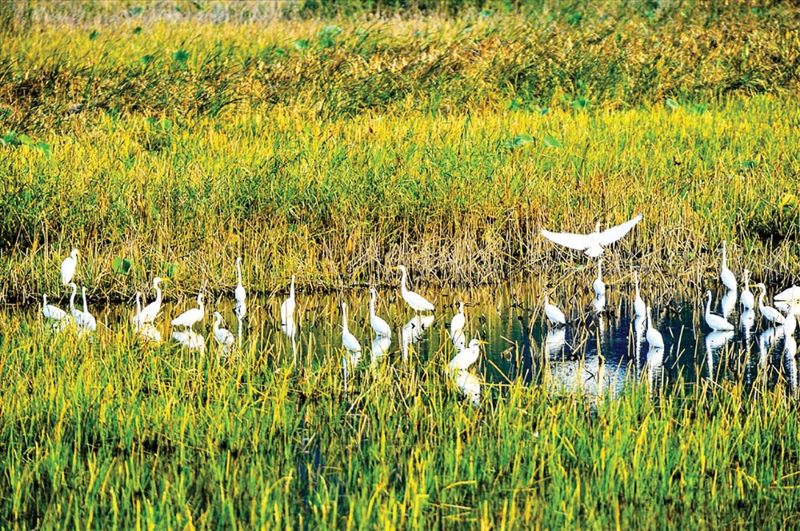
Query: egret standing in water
593 259 606 299
281 276 296 325
171 293 205 330
136 277 163 325
633 270 646 319
450 301 466 348
397 265 434 313
755 283 786 325
720 241 736 291
740 269 755 311
645 305 664 349
68 283 82 324
449 339 481 371
61 248 78 286
341 302 361 353
42 294 67 324
704 291 734 331
544 294 566 327
80 287 97 333
368 288 391 338
234 257 246 321
213 312 235 353
540 214 642 258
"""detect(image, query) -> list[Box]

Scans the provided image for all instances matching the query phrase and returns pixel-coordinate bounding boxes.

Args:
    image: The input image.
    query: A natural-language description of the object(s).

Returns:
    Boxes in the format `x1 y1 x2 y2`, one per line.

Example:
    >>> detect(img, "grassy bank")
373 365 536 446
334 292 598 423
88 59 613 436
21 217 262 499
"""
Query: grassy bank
0 313 798 528
1 3 799 301
2 96 799 301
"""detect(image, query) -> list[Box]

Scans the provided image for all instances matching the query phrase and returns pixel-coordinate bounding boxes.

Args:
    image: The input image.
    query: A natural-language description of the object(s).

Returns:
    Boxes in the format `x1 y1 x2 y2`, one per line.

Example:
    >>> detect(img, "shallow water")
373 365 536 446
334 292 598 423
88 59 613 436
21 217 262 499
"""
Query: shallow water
13 283 800 402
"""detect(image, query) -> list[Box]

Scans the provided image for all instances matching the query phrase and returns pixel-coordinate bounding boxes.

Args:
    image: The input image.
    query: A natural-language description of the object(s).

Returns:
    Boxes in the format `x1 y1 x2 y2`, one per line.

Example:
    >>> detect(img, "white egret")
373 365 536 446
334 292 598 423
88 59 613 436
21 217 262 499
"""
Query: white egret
775 285 800 316
740 269 755 311
137 277 163 325
42 294 67 322
755 283 786 325
132 291 146 329
171 293 205 330
543 294 566 327
281 276 296 325
449 339 481 371
645 305 664 349
397 265 434 313
68 283 82 324
540 214 642 258
60 248 78 285
593 259 606 299
341 302 362 355
80 287 97 332
235 257 246 320
369 288 391 338
449 301 466 348
719 241 736 291
212 312 235 353
633 270 646 319
704 291 734 331
721 289 736 319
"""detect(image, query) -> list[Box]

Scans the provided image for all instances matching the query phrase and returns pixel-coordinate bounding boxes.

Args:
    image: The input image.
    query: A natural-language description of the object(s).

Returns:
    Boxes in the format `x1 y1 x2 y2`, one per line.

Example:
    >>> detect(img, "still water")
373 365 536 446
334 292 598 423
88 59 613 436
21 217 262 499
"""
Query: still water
19 283 800 402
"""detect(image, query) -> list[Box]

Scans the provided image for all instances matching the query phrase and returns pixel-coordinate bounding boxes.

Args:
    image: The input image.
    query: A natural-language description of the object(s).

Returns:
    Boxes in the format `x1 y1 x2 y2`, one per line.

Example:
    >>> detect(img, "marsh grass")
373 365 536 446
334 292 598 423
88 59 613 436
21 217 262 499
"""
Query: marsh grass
2 4 800 301
1 304 800 528
2 96 800 302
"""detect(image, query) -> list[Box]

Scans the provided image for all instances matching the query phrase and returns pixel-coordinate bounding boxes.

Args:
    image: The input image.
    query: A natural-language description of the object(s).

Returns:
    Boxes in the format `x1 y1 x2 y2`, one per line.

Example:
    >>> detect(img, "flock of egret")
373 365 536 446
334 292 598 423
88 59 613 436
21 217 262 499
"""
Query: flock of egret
539 214 800 374
40 213 800 402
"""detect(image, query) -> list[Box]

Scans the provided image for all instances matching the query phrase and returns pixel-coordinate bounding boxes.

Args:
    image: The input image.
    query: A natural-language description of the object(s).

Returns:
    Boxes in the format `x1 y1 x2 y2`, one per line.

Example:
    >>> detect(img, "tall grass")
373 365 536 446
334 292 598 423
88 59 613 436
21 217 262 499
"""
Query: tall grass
2 96 799 300
1 5 799 300
1 309 799 527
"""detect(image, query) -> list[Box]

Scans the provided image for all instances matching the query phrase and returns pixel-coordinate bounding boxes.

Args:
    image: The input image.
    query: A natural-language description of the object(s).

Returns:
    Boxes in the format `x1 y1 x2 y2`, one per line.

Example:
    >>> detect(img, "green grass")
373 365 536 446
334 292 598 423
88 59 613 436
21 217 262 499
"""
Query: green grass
2 2 800 527
1 3 799 300
1 312 799 528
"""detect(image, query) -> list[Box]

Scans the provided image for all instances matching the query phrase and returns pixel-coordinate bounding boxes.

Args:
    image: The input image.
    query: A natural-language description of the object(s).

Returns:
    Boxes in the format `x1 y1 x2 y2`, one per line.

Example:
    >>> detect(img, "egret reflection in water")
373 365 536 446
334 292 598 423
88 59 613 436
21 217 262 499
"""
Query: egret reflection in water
452 370 481 406
172 329 206 352
402 314 434 361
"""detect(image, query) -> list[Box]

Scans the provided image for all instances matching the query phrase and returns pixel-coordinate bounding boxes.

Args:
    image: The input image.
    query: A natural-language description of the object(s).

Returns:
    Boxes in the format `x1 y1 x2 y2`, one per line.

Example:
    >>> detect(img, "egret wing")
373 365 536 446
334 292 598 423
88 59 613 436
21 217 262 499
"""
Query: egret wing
540 229 590 251
597 214 642 246
775 285 800 302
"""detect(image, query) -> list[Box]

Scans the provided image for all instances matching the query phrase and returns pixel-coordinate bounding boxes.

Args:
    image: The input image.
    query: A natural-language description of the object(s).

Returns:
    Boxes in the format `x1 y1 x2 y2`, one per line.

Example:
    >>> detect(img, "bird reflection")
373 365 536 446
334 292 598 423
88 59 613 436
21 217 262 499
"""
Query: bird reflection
371 335 391 366
281 316 298 362
740 308 755 345
401 314 434 361
593 295 606 314
545 327 566 357
647 346 664 395
721 289 737 319
452 369 481 406
633 315 646 370
172 330 205 352
705 330 734 380
758 327 782 369
138 324 162 343
784 339 797 398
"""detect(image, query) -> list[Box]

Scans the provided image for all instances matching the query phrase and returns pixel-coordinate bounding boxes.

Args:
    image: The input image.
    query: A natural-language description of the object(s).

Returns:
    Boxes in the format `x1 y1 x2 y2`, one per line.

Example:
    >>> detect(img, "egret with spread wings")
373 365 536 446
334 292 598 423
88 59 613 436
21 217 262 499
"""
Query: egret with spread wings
540 214 642 258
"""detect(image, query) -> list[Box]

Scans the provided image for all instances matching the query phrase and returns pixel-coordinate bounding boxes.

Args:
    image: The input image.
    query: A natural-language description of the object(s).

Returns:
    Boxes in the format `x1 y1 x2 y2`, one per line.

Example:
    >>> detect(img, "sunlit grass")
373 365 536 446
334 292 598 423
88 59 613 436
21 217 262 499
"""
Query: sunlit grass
1 308 799 527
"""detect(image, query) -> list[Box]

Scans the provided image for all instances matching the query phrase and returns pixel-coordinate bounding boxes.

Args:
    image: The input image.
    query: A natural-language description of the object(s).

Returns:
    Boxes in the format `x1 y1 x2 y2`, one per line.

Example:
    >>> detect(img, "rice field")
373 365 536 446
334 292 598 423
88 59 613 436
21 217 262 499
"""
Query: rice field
1 0 800 528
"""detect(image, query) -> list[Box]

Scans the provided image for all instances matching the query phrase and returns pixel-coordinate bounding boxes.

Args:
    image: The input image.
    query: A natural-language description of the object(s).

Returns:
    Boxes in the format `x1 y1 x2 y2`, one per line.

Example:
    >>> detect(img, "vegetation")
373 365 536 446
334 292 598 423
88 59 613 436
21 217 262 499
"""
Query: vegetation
1 312 799 528
1 1 799 300
1 2 800 527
